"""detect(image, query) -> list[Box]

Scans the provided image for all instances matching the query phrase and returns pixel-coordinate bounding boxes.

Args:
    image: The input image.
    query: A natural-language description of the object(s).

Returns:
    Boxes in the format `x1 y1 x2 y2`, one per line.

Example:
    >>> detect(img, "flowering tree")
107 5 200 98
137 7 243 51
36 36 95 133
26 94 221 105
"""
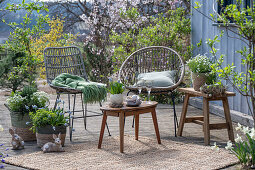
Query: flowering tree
46 0 189 83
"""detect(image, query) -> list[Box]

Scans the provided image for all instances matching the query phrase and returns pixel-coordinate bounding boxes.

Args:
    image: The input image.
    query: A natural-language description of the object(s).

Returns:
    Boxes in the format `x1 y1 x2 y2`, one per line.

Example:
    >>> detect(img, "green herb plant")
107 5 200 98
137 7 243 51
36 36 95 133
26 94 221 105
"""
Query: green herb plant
109 81 125 94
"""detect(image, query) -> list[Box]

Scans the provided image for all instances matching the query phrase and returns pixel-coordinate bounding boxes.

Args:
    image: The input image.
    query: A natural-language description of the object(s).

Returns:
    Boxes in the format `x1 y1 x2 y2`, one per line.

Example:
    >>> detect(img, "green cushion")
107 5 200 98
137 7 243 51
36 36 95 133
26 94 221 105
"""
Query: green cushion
136 70 176 87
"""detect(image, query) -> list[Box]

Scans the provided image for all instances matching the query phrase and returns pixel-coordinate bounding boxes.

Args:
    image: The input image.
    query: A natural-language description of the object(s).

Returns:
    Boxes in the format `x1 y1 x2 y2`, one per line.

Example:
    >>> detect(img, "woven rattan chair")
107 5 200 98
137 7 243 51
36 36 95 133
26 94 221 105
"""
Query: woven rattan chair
118 46 185 137
44 46 110 141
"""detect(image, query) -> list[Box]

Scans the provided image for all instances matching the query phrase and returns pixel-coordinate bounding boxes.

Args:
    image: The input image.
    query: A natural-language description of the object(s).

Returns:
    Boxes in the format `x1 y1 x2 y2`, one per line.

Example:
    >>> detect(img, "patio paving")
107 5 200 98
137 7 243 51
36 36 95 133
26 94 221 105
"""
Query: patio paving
0 92 240 169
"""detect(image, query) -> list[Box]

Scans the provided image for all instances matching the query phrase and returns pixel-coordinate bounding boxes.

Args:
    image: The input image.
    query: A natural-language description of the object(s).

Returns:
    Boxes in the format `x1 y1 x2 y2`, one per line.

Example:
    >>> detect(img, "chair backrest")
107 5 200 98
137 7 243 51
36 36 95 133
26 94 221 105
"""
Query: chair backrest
118 46 185 89
44 46 88 84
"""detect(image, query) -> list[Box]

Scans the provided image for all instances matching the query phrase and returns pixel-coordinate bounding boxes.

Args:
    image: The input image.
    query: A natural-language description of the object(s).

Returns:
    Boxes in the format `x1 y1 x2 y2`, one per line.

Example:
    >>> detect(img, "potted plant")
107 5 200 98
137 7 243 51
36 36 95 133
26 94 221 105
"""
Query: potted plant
5 86 49 141
109 80 125 106
29 103 69 147
187 54 212 91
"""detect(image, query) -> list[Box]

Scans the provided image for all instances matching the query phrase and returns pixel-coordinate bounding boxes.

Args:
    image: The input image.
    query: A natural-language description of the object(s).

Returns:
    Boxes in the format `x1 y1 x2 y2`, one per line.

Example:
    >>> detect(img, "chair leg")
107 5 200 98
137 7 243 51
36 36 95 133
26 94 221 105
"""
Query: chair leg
54 93 60 110
100 102 111 136
127 91 135 128
171 92 178 137
70 94 76 142
81 94 87 130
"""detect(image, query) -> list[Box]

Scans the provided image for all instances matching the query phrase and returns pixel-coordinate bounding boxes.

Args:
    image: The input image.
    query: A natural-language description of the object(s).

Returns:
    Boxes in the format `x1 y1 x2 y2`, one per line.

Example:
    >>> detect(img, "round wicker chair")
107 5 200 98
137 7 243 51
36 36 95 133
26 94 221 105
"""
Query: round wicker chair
118 46 185 136
44 46 110 141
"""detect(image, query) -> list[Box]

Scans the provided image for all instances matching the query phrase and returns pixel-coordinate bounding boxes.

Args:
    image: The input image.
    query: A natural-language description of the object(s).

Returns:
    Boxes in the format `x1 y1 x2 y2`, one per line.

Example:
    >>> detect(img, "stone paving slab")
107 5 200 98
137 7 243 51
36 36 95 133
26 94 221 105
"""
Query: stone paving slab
0 93 239 169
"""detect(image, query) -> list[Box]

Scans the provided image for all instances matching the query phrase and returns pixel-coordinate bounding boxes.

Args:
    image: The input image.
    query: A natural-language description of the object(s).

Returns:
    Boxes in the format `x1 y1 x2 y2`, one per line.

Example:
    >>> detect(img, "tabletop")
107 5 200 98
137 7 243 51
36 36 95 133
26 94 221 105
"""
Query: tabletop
100 101 158 112
178 88 235 98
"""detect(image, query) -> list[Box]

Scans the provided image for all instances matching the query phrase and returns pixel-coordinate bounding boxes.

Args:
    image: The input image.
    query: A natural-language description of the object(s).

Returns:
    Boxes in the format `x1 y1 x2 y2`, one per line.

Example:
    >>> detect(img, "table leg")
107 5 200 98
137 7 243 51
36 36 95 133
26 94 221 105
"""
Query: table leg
203 98 210 145
151 108 161 144
222 98 235 142
177 94 190 136
135 113 139 140
119 111 125 153
98 111 107 149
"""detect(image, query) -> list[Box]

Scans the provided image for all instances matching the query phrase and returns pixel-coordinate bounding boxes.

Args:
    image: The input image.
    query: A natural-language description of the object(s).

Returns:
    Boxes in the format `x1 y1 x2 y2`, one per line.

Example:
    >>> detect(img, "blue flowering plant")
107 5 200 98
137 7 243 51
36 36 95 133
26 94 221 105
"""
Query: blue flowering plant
29 100 69 133
6 86 49 114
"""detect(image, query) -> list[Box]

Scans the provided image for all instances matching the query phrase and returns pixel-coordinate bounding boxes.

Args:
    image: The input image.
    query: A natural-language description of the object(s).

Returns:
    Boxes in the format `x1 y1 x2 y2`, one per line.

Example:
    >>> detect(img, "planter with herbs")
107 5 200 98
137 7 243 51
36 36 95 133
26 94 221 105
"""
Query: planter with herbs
187 54 212 91
5 86 49 141
108 80 125 108
29 105 69 147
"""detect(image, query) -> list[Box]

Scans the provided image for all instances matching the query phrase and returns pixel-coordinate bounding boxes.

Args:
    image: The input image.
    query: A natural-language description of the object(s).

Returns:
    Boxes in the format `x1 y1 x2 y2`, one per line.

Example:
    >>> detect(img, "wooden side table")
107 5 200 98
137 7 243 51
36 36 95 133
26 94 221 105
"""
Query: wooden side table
98 101 161 153
177 88 235 145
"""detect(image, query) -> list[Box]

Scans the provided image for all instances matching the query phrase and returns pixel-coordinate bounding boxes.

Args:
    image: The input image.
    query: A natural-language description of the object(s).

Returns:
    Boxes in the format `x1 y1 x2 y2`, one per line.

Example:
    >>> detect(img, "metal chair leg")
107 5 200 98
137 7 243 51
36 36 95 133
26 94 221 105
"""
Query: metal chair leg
70 94 76 141
54 93 60 110
171 93 178 137
100 102 111 136
81 94 87 130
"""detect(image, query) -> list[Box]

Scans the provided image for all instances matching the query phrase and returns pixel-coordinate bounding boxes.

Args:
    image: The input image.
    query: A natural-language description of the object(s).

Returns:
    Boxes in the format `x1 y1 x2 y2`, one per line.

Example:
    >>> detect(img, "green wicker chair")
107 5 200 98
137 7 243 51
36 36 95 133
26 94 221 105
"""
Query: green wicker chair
44 46 110 141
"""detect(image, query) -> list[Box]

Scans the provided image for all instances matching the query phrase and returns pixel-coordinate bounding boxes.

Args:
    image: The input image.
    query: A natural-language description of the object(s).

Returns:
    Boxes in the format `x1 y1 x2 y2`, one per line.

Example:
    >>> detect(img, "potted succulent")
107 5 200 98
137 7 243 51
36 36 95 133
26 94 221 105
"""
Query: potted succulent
187 54 212 91
108 80 125 106
5 86 49 141
29 101 69 147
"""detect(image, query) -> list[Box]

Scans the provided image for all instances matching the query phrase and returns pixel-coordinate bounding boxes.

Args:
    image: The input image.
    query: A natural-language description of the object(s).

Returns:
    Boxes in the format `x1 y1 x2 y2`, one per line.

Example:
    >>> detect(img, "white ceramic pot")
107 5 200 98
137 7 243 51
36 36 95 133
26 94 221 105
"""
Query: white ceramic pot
110 94 123 105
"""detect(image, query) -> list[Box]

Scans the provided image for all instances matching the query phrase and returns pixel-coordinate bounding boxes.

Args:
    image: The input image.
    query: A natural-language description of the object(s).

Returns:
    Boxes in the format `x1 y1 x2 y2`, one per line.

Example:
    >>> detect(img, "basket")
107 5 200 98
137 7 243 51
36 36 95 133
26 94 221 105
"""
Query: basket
36 125 66 147
191 72 208 91
5 104 36 141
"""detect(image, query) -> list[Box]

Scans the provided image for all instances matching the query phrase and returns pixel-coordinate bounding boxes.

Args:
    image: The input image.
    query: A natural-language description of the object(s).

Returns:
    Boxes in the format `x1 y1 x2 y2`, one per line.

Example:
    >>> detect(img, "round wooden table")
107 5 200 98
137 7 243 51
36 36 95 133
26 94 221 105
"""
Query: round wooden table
98 101 161 153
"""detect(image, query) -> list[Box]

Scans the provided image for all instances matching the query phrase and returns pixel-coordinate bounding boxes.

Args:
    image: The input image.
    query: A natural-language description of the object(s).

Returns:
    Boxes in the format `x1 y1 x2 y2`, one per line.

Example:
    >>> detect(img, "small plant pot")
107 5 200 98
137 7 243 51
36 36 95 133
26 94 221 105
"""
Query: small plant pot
191 72 209 91
36 125 66 147
5 104 36 141
110 94 124 105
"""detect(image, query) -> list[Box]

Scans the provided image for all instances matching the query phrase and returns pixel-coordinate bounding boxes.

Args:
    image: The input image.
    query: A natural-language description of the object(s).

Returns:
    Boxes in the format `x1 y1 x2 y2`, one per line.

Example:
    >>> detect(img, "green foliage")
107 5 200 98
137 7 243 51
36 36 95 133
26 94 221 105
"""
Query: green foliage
29 108 68 133
187 54 212 73
203 1 255 118
6 86 49 113
108 81 125 94
110 7 191 72
0 1 49 92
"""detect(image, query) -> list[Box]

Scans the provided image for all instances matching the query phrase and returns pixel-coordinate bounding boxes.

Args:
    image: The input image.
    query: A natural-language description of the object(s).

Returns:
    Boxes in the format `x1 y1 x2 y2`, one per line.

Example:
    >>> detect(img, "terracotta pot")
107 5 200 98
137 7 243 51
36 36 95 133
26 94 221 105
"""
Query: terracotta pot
110 94 123 105
191 72 209 91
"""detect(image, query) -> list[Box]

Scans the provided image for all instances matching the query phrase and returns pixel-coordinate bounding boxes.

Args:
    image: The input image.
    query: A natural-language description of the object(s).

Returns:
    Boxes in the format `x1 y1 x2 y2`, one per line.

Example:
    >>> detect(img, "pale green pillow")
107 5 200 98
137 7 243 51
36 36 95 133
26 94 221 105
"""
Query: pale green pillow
136 70 176 87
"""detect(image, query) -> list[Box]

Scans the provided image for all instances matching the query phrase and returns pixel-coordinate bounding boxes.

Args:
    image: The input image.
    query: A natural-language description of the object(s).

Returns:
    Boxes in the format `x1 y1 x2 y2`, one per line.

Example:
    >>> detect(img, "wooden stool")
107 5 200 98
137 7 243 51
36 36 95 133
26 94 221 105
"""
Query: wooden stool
177 88 235 145
98 101 161 153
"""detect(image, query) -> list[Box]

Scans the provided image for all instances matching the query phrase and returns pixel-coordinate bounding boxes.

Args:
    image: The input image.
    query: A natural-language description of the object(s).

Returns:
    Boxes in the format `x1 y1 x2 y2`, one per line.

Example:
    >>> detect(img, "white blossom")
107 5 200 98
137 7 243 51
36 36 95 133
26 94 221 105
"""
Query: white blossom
225 141 233 150
235 123 243 131
235 134 243 143
211 142 219 151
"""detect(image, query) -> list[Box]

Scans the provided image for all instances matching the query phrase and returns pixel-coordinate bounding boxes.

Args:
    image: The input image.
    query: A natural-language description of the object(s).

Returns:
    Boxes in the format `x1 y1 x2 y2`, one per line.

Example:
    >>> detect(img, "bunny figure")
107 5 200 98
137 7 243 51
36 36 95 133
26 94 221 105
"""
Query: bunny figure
41 133 65 153
9 128 25 150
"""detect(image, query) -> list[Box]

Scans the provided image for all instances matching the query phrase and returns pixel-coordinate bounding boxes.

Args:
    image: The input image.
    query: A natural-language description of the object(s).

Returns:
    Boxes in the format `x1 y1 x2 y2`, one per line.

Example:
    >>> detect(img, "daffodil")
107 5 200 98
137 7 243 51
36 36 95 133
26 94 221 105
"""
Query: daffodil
242 126 250 134
225 141 233 150
0 125 3 132
211 142 219 151
235 134 243 143
235 123 243 131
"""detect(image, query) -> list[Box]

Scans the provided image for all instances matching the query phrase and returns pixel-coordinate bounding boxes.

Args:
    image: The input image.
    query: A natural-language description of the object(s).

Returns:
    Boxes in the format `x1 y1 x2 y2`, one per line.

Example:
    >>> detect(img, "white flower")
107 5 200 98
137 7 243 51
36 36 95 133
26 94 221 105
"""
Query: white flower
242 126 250 134
250 128 255 140
225 141 233 150
211 142 219 151
0 125 3 131
235 134 243 143
235 123 243 131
